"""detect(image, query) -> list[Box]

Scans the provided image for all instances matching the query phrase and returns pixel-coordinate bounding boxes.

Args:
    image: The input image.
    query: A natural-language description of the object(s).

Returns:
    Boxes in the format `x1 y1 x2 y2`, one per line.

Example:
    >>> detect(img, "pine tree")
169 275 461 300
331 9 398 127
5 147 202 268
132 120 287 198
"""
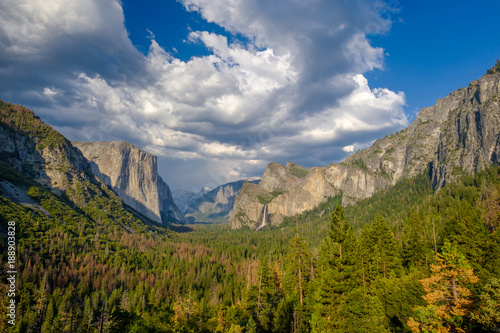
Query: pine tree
340 288 390 333
474 278 500 331
403 213 432 270
273 297 293 333
360 214 402 284
246 315 257 333
35 272 49 331
256 259 281 331
285 225 310 307
407 243 479 333
311 205 358 332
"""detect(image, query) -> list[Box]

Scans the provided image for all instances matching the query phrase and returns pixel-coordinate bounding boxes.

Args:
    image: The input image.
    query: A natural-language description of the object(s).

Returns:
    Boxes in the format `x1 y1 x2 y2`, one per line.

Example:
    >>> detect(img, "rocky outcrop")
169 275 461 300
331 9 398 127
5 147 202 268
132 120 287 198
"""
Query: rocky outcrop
431 76 500 188
73 141 185 224
231 163 310 228
0 101 128 218
181 178 260 223
0 102 103 200
231 72 500 229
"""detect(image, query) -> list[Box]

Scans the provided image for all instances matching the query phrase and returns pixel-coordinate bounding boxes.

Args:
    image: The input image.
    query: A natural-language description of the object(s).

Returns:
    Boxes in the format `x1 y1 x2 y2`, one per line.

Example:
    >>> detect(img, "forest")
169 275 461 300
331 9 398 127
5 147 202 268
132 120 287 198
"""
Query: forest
1 153 500 332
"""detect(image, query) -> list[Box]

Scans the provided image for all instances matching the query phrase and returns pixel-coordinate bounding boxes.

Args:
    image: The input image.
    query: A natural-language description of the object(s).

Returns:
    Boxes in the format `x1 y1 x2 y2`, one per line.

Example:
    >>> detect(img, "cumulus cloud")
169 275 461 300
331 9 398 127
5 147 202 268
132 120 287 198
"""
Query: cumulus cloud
0 0 407 190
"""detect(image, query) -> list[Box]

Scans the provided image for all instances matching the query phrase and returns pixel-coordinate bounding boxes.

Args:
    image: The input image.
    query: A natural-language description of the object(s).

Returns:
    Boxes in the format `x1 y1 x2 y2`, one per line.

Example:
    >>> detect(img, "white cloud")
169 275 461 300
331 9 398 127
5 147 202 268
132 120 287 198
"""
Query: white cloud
343 145 355 153
0 0 407 190
43 87 57 96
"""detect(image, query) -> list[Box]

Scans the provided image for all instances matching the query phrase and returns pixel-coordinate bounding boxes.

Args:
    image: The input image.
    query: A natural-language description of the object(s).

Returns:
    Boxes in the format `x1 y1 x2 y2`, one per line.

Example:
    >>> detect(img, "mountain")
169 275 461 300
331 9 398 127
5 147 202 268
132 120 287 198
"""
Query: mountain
0 100 181 227
179 178 260 223
231 71 500 229
73 141 185 224
172 187 212 213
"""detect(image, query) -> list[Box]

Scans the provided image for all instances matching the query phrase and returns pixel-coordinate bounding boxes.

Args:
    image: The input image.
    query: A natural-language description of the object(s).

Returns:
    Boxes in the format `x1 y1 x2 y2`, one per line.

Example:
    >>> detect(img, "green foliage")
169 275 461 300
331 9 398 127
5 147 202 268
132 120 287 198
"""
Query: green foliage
289 166 309 179
0 100 67 150
257 189 285 205
359 214 402 283
475 278 500 330
350 158 369 172
340 288 390 333
486 59 500 74
3 164 500 332
344 170 433 230
311 205 358 332
408 243 479 333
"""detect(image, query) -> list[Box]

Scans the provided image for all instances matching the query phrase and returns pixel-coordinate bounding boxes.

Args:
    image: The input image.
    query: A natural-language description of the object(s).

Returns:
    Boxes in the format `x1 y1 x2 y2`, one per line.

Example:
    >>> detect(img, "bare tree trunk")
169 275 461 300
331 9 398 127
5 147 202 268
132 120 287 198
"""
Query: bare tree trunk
257 266 263 317
432 218 437 252
451 277 458 302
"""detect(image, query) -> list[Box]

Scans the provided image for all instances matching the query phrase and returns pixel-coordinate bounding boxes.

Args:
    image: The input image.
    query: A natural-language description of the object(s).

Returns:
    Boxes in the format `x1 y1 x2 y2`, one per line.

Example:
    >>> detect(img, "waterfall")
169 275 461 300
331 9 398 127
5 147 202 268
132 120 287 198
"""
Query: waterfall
256 205 268 230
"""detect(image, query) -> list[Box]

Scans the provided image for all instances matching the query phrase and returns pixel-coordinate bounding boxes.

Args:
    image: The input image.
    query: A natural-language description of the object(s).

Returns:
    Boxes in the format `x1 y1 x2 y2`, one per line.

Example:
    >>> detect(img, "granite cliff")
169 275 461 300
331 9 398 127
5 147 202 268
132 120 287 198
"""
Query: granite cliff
231 71 500 229
73 141 185 224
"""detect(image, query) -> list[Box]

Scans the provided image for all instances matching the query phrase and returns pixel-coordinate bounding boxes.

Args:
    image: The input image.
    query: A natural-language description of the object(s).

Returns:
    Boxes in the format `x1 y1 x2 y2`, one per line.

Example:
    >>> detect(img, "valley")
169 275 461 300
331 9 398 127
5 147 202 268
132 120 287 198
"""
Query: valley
1 65 500 332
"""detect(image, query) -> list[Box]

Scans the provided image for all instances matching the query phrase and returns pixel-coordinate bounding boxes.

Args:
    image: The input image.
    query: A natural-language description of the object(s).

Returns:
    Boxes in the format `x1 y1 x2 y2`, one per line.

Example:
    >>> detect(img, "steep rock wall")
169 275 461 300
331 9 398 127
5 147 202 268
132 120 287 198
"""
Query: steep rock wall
73 141 184 224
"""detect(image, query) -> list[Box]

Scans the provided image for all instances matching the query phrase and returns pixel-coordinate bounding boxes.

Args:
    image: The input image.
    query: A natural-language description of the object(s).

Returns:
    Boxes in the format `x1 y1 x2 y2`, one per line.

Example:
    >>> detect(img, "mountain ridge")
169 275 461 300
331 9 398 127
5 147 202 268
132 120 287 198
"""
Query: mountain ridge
175 178 260 223
231 72 500 229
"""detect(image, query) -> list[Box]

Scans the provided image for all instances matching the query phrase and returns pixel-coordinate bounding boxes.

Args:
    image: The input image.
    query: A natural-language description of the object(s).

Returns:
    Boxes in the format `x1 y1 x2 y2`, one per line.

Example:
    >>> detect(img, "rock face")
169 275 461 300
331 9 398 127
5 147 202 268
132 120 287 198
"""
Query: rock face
179 179 260 223
0 103 104 200
0 101 129 219
73 141 184 224
231 72 500 229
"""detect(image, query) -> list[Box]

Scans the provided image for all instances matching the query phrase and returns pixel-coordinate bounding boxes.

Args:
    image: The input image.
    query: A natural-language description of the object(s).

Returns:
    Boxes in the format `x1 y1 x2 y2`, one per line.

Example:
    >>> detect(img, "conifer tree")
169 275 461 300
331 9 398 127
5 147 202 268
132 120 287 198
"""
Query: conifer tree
474 278 500 331
403 214 432 270
285 225 310 307
360 214 402 284
408 243 479 333
256 259 280 331
311 205 358 332
340 288 390 333
273 298 293 333
246 315 257 333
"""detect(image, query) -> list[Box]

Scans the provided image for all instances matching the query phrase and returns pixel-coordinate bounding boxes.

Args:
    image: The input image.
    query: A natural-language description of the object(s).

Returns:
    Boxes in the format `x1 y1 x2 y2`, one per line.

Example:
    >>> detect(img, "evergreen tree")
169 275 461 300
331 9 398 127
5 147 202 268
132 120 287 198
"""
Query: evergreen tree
475 278 500 331
339 288 390 333
408 243 479 333
41 298 56 333
285 225 310 307
403 214 432 270
360 214 402 284
273 298 293 333
311 205 358 332
246 315 257 333
256 259 281 331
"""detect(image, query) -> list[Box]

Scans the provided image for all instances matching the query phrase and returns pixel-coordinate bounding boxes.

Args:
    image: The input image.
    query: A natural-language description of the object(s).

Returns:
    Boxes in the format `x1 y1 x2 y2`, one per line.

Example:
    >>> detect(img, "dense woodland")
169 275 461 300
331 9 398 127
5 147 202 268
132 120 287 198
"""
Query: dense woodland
1 160 500 332
1 100 500 332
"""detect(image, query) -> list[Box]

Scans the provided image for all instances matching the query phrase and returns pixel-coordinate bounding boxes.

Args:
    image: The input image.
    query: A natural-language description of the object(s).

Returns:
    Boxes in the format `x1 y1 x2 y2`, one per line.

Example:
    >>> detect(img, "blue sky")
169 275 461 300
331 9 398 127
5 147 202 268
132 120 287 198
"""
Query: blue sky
0 0 499 191
365 0 500 118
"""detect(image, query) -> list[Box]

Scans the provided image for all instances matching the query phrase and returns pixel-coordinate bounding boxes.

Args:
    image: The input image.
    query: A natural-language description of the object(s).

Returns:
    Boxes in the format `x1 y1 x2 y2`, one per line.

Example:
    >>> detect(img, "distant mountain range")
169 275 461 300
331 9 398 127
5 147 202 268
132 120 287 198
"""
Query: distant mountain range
173 178 260 223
